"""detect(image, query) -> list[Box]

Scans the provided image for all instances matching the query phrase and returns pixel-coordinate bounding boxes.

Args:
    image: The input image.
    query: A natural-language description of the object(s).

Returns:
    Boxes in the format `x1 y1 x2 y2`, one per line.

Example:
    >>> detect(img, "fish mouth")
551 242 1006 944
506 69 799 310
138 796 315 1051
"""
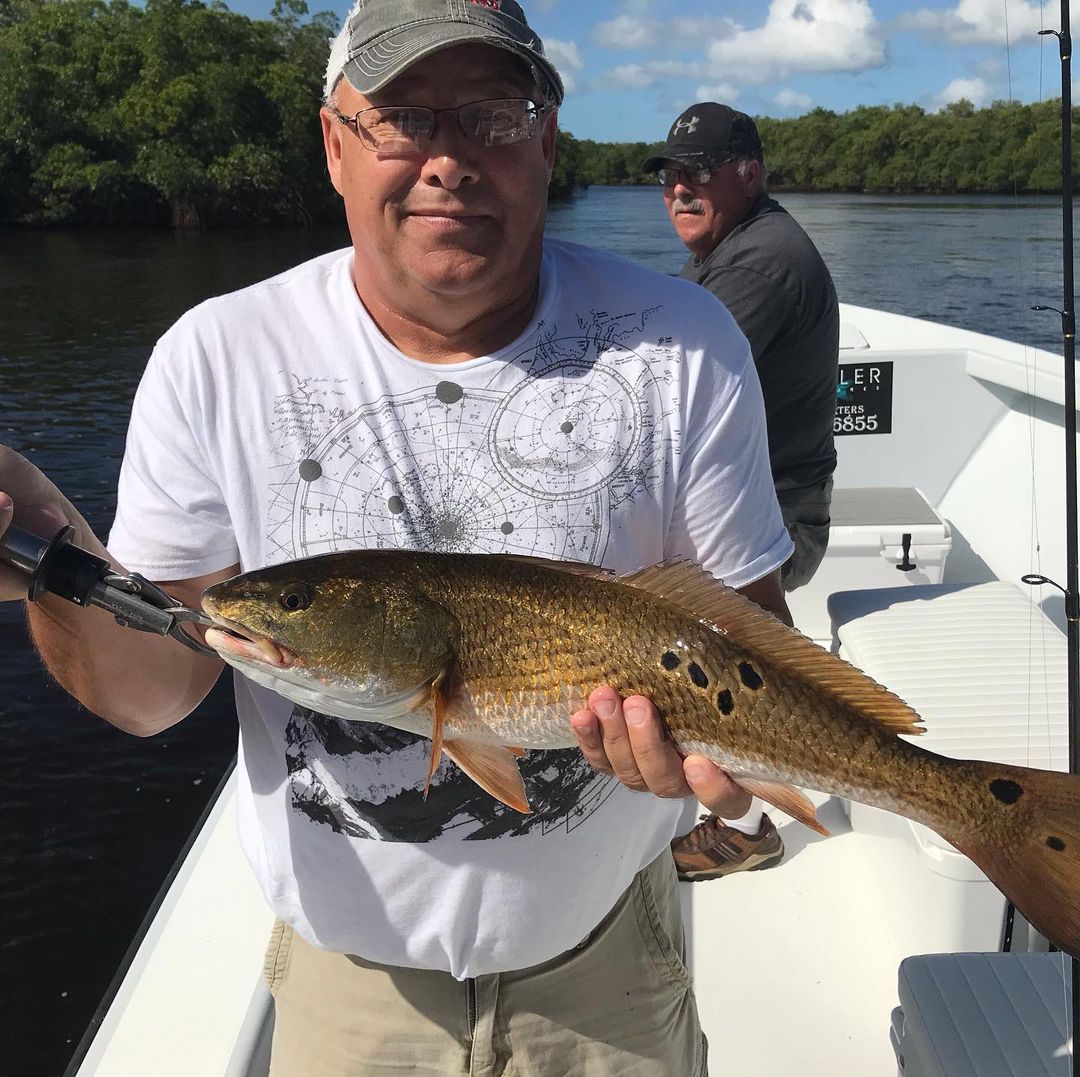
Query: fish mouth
202 612 294 668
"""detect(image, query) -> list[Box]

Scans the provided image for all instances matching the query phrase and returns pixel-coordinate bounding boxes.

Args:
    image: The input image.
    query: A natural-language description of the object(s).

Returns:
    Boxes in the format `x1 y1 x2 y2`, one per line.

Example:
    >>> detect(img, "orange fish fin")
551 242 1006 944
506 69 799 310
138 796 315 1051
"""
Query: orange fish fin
947 761 1080 959
423 674 449 800
498 553 614 578
737 777 830 837
505 746 527 757
620 560 926 739
618 558 731 606
443 739 532 814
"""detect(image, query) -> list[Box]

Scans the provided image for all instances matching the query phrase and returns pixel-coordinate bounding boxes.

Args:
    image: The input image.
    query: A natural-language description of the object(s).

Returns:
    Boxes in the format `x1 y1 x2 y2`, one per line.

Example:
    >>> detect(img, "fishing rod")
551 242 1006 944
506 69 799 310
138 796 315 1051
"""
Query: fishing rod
1031 1 1079 1070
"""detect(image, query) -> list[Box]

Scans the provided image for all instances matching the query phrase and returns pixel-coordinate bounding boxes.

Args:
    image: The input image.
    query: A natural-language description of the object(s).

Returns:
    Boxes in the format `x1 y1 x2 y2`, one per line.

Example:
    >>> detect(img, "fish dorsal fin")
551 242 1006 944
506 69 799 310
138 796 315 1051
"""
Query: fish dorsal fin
498 554 616 579
620 560 926 739
499 555 924 738
617 558 739 622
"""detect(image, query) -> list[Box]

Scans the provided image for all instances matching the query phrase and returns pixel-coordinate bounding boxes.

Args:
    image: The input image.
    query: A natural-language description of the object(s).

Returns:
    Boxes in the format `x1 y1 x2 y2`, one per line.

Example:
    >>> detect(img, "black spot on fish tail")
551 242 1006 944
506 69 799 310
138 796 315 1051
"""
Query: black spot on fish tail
717 689 734 715
990 778 1024 804
688 662 709 689
738 662 763 691
1048 836 1066 851
661 651 680 671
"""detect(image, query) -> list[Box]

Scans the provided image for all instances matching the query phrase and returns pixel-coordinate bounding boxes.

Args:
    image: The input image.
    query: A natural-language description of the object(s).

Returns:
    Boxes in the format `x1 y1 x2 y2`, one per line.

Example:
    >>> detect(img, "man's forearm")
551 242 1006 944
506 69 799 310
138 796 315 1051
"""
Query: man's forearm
1 448 229 734
23 519 226 735
27 594 223 735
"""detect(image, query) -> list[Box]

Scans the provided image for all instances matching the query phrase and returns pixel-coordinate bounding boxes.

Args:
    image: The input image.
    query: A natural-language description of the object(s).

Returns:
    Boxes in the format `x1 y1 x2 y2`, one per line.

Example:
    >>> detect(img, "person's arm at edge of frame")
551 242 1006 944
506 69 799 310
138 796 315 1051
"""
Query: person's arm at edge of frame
570 568 792 817
0 463 233 737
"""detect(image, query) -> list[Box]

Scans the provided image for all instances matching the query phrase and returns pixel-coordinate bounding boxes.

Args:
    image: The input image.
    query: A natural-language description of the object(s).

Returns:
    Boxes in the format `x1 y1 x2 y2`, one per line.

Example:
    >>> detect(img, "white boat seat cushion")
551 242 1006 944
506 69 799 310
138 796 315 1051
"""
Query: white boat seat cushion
827 582 1068 771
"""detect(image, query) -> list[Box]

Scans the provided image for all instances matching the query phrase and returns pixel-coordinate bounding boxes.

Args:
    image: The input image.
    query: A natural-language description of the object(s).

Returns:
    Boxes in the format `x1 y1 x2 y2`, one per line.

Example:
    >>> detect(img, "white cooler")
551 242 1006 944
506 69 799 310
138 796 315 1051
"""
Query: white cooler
787 486 952 643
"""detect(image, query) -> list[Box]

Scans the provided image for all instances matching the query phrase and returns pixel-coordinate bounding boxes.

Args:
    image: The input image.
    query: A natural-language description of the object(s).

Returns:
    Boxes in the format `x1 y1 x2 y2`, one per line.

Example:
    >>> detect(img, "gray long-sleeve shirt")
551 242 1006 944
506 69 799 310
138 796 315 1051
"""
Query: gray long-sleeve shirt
680 195 839 588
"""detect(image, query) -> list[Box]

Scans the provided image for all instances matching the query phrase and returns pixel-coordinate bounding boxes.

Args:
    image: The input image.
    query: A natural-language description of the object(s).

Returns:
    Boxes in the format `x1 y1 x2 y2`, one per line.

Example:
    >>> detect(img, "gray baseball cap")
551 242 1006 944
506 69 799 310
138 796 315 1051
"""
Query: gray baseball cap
326 0 564 105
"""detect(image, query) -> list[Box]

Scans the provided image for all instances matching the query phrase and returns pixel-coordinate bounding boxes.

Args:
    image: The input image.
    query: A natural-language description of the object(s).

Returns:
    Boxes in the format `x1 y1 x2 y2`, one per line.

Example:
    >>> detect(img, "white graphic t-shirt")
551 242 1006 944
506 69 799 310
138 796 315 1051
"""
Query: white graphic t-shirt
108 240 793 978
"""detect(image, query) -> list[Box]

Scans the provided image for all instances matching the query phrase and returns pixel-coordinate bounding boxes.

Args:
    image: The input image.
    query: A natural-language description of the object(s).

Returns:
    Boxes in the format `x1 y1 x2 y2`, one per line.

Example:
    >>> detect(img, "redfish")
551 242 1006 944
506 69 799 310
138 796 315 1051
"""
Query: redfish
202 551 1080 958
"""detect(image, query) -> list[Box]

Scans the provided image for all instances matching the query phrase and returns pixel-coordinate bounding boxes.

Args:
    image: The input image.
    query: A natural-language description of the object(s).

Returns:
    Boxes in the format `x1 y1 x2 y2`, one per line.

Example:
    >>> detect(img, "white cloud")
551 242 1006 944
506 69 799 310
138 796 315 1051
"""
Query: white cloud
775 88 814 110
669 16 740 45
706 0 886 83
594 13 738 49
898 0 1047 44
695 83 739 102
596 60 709 91
934 76 992 109
545 39 583 95
593 15 657 49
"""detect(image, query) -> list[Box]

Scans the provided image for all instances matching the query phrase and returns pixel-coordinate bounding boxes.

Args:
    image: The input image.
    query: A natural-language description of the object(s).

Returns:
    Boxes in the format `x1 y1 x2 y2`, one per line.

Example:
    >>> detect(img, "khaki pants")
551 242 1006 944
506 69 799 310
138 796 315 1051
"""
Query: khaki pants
264 851 707 1076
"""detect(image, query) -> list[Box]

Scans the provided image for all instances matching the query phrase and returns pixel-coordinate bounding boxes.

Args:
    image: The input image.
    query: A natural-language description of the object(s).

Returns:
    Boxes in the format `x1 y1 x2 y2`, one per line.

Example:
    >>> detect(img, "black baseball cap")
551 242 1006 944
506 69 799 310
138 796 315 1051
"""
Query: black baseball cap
326 0 564 106
642 103 763 173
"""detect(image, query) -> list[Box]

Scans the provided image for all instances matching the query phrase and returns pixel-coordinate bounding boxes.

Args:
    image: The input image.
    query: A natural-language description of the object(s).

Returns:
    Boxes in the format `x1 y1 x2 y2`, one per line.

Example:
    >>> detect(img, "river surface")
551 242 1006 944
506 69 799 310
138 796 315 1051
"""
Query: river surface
0 188 1070 1075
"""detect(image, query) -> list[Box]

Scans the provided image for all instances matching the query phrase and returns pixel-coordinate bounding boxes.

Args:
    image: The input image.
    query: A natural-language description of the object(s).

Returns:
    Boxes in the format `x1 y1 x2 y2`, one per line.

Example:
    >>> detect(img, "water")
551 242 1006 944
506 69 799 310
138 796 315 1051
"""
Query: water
0 190 1068 1075
545 188 1069 350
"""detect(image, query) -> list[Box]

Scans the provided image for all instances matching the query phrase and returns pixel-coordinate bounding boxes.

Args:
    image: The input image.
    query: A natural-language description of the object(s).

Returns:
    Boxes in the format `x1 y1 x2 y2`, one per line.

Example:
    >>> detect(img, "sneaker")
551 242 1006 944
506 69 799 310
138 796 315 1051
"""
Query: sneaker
670 813 784 881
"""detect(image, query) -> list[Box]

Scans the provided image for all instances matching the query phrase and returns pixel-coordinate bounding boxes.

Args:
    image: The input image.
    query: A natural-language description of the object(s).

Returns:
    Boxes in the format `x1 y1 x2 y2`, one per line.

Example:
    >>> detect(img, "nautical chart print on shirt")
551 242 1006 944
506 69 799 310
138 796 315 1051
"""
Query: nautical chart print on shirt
264 311 681 842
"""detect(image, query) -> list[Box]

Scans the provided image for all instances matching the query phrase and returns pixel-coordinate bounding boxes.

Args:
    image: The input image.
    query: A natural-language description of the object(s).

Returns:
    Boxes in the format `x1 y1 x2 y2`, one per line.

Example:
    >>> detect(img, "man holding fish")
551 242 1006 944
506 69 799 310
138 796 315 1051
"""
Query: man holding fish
0 0 823 1072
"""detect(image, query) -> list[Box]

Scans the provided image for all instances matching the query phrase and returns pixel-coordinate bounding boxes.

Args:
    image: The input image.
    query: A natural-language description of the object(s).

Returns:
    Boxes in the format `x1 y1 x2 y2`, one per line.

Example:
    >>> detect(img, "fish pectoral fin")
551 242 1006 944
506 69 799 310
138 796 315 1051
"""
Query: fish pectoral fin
736 777 830 837
442 739 532 814
506 746 527 758
423 673 449 801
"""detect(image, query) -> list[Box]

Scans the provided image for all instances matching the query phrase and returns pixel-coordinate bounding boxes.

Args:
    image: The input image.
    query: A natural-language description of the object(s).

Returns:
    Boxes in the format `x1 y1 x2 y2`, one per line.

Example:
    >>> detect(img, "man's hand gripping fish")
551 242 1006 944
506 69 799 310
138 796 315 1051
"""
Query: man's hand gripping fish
201 550 1080 959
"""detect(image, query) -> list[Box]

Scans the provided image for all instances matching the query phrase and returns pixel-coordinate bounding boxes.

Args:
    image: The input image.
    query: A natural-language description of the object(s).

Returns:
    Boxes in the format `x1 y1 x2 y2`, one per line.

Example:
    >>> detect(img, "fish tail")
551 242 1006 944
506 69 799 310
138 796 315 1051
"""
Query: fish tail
946 760 1080 958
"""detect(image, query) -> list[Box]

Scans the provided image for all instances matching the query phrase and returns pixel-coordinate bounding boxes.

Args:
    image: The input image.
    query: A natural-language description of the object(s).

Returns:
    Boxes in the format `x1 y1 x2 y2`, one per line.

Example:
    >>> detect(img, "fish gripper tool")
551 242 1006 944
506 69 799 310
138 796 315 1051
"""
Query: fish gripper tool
1 523 219 657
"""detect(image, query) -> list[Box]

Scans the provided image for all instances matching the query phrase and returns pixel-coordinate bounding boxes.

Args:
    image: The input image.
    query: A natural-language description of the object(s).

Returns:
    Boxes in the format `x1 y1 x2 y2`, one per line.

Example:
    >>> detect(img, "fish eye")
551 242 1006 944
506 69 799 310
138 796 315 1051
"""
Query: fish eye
278 583 313 612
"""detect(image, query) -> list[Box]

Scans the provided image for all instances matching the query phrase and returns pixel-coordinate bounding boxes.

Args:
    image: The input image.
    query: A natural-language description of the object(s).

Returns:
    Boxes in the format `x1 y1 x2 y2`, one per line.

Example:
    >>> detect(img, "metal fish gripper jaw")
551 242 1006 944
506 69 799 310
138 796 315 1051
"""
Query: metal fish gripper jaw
0 523 219 657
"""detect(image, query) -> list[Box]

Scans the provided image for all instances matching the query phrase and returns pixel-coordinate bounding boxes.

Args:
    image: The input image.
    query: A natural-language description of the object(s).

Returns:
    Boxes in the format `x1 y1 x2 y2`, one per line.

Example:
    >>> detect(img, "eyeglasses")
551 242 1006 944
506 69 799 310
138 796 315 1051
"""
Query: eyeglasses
329 98 547 155
655 157 748 186
656 165 715 187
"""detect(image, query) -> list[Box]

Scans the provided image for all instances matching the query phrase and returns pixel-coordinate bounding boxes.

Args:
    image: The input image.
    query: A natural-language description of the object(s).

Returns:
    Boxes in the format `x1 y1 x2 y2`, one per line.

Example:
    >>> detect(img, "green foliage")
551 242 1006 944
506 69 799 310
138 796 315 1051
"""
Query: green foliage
1 0 1075 226
0 0 338 225
582 100 1078 195
568 138 661 187
548 129 581 200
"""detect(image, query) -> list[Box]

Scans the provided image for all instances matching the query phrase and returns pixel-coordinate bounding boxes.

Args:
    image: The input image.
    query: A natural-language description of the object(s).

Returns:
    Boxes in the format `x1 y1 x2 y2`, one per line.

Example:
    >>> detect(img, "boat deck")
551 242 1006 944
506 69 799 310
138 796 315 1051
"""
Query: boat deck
687 793 901 1075
687 792 957 1077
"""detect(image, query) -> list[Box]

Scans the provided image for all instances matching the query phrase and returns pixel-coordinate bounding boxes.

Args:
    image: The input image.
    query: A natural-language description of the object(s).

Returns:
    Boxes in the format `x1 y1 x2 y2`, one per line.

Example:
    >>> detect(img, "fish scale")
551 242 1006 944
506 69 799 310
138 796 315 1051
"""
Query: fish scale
202 549 1080 959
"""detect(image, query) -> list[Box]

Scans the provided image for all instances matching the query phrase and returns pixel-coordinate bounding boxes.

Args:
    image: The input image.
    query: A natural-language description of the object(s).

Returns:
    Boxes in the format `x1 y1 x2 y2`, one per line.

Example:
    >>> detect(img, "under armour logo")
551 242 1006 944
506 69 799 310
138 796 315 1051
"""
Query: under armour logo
672 116 699 137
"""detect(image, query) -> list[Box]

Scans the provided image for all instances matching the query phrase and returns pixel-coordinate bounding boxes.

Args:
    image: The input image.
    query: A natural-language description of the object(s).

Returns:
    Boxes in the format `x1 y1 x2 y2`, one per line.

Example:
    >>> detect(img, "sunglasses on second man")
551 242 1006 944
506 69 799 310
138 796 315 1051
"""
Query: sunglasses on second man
656 157 746 187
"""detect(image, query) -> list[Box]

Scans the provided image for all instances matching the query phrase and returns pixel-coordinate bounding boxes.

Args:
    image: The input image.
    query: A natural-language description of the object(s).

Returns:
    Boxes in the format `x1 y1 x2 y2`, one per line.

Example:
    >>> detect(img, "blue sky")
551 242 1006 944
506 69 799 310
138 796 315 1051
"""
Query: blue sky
231 0 1064 141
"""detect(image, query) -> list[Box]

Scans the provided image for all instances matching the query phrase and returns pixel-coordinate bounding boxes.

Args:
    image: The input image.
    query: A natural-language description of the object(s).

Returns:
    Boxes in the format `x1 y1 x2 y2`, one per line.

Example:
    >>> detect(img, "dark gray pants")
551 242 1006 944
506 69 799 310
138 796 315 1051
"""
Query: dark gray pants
779 475 834 592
